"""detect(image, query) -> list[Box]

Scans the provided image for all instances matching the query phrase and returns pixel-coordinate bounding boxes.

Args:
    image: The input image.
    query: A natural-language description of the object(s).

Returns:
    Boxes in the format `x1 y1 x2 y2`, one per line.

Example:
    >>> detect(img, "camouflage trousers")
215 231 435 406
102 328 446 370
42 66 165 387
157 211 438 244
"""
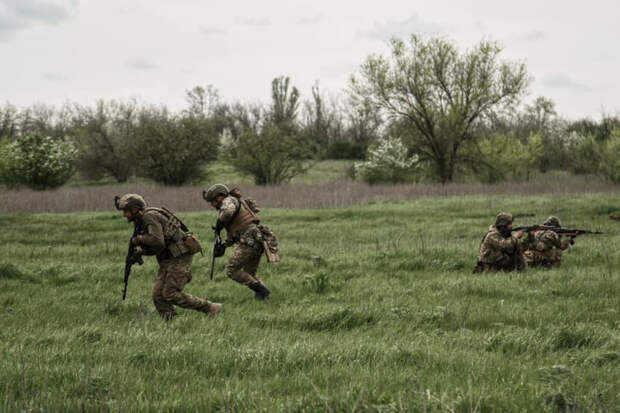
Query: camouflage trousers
226 226 263 287
152 254 212 320
474 253 527 274
523 250 562 268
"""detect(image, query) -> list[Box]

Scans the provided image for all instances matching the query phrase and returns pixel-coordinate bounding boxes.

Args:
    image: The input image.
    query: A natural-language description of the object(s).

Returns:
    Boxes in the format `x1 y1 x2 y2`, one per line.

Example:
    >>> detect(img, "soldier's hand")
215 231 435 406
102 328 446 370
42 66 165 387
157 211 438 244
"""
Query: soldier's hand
514 230 525 238
131 236 141 246
129 250 144 265
569 237 575 245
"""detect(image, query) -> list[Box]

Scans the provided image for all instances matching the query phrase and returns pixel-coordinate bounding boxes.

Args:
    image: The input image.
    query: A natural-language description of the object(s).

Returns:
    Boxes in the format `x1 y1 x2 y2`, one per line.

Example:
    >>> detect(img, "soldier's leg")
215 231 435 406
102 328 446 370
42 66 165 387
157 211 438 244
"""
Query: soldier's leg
226 244 261 286
244 249 271 299
161 255 221 316
152 265 178 320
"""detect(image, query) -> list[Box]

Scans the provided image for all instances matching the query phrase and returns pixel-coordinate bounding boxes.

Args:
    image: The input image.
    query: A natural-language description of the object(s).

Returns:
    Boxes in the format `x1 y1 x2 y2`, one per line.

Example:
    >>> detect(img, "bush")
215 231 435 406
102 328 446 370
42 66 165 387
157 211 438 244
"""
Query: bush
599 128 620 183
0 134 77 190
475 134 539 183
223 122 311 185
354 136 418 184
131 108 219 186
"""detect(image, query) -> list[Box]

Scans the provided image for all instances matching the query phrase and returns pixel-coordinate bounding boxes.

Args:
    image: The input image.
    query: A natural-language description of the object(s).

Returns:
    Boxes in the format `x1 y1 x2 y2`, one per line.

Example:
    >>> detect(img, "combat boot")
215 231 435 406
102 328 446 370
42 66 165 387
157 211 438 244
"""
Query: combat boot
202 301 222 317
249 282 271 300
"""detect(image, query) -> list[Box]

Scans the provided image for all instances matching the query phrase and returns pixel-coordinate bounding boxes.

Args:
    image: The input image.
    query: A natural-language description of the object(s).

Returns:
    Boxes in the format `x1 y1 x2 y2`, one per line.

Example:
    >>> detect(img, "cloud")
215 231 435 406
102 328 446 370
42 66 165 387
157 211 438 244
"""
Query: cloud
360 13 440 41
519 30 545 42
44 72 69 81
0 0 78 39
126 58 159 71
541 73 591 93
234 16 271 27
200 26 226 36
297 14 323 25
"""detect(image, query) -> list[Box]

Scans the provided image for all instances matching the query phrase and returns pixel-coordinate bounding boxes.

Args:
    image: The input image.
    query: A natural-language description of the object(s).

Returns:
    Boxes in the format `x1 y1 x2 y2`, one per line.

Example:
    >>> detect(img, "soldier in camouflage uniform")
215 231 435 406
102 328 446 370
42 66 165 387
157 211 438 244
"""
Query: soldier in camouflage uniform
523 216 574 268
203 184 274 300
116 193 222 320
474 212 534 274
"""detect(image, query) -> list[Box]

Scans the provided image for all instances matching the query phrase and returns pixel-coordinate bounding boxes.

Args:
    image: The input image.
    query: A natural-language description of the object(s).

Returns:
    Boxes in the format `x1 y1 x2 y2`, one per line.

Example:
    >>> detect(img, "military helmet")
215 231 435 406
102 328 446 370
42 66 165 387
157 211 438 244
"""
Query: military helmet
203 184 229 202
543 215 562 228
115 193 146 211
495 212 513 228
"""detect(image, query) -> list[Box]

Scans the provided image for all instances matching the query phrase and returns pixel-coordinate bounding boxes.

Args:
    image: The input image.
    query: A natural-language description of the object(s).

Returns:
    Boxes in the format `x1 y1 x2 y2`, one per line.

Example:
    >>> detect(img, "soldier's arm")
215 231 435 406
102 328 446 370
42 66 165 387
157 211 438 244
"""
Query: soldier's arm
218 197 239 224
559 236 572 250
485 232 518 253
137 213 166 253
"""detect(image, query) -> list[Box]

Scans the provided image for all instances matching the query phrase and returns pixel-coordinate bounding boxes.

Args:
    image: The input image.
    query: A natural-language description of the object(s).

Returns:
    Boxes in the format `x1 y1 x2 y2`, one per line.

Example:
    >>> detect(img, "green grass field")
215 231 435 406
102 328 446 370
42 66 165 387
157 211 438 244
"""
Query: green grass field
1 193 619 412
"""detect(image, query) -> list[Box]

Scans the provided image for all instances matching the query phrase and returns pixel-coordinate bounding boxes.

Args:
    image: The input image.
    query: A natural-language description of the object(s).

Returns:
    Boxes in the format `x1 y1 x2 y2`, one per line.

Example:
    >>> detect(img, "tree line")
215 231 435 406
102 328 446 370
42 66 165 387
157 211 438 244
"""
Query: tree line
0 35 619 190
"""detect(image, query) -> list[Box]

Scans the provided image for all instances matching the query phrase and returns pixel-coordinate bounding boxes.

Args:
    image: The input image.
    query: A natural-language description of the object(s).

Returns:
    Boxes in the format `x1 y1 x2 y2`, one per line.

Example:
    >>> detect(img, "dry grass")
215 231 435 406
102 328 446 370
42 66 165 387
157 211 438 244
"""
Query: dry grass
0 174 617 213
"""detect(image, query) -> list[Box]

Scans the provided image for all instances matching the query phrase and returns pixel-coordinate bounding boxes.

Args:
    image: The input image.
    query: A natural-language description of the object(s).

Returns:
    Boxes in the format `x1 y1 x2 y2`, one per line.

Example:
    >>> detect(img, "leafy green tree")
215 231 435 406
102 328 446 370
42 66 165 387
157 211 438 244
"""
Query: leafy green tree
71 100 138 182
0 134 77 189
351 35 530 183
131 107 219 186
599 128 620 183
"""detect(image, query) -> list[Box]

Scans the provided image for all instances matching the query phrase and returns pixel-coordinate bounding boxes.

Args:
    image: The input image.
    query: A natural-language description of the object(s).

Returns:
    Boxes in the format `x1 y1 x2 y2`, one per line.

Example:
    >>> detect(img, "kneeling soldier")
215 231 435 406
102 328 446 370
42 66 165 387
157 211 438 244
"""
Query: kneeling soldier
523 215 573 268
474 212 534 274
203 184 278 300
116 193 221 320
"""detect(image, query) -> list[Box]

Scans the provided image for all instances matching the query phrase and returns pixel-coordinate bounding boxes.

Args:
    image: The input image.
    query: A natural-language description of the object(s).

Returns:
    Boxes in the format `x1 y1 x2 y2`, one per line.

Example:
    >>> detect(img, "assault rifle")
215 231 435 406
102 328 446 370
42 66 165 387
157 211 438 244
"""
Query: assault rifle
209 221 226 280
512 225 603 237
122 226 144 300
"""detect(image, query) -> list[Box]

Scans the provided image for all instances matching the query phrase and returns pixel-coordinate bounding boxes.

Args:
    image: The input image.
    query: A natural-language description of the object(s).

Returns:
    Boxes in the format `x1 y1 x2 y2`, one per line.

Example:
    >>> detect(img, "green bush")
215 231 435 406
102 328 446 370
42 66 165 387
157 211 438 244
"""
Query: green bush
0 134 76 190
476 134 539 183
326 140 367 160
599 128 620 183
355 136 418 184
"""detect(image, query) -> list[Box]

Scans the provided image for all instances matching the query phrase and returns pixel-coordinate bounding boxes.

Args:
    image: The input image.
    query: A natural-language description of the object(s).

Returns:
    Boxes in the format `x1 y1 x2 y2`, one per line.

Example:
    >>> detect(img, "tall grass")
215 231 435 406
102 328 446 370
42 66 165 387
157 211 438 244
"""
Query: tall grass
1 173 617 213
0 194 619 411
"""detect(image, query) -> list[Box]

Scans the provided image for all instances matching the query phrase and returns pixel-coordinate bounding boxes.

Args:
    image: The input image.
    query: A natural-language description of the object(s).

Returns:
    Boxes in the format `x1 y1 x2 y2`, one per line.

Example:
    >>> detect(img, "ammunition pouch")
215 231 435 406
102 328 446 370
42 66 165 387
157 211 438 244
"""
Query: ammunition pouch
168 233 203 257
259 225 280 263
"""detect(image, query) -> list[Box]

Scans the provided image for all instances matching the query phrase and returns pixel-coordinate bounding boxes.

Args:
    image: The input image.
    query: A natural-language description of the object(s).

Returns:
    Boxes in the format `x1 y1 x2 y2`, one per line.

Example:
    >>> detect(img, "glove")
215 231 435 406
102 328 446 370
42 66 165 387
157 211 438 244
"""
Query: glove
131 235 142 246
569 237 575 245
214 243 227 257
128 250 144 265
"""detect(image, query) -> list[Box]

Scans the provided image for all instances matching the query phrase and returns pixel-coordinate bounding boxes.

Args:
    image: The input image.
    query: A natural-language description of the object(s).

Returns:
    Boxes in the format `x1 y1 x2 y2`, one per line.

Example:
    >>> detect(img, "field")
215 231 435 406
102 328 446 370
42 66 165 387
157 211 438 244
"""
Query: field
1 192 620 411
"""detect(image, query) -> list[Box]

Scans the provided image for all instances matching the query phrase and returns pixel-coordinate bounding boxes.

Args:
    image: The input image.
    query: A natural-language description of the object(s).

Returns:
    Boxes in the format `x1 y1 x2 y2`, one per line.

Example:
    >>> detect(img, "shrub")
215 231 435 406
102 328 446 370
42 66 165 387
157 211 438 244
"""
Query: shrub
354 136 418 184
0 134 76 189
599 128 620 183
222 122 311 185
326 140 367 160
131 108 219 186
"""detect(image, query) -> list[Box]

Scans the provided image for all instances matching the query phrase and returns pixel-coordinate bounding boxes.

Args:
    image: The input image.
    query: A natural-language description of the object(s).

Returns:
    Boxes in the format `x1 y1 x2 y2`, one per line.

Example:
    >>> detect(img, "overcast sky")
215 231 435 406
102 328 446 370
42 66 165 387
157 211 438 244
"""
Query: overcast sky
1 0 618 119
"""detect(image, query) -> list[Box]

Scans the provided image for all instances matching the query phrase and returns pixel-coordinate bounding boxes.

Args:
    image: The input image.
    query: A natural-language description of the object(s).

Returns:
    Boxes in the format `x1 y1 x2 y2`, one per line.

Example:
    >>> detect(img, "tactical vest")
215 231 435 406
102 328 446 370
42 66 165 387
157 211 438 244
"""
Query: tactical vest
143 207 184 244
226 197 260 242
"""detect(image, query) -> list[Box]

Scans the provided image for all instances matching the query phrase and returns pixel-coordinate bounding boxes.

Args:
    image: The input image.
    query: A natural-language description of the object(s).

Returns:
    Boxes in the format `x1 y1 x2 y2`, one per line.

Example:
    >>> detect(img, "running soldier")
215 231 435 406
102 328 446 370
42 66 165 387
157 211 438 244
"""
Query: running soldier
474 212 534 273
523 216 574 268
116 193 221 319
203 185 278 300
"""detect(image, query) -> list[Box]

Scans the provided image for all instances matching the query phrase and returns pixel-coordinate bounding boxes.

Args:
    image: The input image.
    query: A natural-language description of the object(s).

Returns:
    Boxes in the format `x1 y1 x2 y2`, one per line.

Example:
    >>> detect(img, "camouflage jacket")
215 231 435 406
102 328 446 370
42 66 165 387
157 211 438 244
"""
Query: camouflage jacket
134 209 183 259
218 196 260 244
528 229 571 253
477 225 529 264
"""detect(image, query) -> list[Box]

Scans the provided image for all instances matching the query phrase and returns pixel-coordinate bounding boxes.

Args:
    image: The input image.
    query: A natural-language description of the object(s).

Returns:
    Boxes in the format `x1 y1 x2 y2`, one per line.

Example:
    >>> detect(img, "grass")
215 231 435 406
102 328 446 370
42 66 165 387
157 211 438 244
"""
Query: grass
1 193 619 411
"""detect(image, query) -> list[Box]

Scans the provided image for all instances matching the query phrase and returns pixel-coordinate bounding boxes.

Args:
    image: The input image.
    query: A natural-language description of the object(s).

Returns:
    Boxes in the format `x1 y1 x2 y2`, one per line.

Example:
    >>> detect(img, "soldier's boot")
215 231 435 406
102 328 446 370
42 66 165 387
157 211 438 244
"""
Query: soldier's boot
248 282 271 301
200 301 222 317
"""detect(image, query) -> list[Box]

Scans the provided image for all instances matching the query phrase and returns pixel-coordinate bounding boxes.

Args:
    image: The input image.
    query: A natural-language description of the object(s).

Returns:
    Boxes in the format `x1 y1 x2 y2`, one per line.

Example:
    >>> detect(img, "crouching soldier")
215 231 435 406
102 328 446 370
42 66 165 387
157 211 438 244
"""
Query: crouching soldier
474 212 534 274
203 184 279 300
523 216 573 268
115 193 221 320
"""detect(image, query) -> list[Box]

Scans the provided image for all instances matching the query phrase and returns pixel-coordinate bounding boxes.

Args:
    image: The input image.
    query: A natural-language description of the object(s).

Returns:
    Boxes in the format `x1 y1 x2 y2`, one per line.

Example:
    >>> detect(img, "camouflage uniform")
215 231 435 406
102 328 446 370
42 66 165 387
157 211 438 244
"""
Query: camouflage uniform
523 216 572 268
118 194 221 320
204 185 275 300
474 212 531 273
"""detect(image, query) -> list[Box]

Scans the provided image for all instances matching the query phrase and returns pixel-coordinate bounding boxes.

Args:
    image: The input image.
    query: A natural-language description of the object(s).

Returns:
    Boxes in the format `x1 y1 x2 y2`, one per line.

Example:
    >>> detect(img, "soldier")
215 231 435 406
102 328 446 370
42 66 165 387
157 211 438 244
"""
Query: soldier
203 184 277 300
115 193 221 320
523 216 574 268
474 212 534 274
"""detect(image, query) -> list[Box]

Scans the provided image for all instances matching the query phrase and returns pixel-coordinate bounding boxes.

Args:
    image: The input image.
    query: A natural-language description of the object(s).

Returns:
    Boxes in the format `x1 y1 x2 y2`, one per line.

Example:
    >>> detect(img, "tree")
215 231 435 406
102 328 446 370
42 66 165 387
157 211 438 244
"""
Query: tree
71 100 139 182
351 35 530 183
0 134 77 190
355 135 418 184
131 106 218 186
269 76 300 131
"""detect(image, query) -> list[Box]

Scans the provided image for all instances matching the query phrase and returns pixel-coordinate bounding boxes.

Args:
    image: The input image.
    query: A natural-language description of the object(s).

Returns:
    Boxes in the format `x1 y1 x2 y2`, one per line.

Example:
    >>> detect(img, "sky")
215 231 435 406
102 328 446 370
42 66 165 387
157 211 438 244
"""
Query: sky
0 0 618 119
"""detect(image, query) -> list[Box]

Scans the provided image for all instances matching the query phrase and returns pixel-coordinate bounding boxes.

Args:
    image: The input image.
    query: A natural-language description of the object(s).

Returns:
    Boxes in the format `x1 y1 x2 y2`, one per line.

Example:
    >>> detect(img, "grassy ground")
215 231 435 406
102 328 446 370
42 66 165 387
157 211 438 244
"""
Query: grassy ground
1 193 619 411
